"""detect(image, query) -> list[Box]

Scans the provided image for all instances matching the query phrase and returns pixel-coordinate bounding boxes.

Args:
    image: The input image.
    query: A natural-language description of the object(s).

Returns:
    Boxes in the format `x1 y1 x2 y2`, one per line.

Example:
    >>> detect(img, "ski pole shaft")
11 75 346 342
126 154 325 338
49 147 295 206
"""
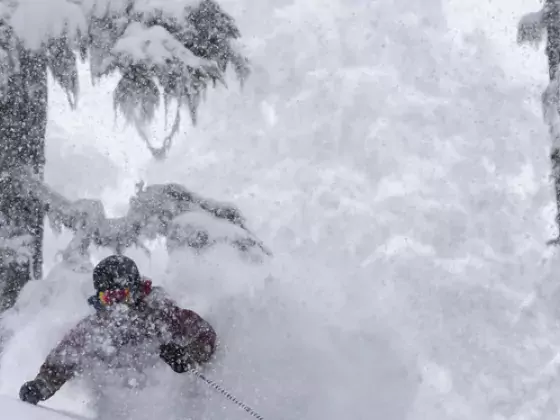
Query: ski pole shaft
188 369 265 420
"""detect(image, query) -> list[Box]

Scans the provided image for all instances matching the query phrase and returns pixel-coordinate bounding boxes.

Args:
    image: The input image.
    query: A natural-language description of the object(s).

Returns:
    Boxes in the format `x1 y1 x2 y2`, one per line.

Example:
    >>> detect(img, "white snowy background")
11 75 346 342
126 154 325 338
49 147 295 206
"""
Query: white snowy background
1 0 558 419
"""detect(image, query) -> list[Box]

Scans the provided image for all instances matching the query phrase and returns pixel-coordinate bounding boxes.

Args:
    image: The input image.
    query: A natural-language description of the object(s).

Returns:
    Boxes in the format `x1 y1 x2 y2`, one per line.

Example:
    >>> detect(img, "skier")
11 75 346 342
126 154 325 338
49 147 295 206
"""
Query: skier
18 254 217 408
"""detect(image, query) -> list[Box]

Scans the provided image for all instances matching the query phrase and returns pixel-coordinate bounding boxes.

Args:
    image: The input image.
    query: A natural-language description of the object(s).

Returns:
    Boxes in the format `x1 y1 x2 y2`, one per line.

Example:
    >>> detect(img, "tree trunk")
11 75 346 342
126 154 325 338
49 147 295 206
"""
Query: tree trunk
0 46 48 311
544 0 560 242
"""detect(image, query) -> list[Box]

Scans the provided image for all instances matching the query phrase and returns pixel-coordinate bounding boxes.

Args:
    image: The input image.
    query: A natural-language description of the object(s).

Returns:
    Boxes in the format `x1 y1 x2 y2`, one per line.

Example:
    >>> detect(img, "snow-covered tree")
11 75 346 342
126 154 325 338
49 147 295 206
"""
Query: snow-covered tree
518 0 560 244
0 0 250 310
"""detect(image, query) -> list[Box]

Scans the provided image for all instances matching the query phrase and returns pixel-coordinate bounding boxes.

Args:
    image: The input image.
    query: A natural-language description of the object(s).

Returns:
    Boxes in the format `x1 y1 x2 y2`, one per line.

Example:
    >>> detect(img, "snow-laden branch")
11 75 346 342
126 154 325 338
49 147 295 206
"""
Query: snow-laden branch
10 168 271 261
113 22 218 73
9 0 87 49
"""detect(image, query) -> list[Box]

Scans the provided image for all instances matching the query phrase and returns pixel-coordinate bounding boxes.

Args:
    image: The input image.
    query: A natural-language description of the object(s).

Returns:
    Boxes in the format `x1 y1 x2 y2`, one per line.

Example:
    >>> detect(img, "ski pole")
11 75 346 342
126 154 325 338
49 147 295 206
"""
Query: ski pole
188 368 265 420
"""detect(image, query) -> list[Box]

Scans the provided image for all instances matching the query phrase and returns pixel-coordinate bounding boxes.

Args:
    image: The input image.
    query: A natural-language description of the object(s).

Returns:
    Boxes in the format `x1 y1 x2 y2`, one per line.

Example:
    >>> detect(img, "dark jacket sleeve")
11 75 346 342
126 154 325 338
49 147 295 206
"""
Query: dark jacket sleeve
29 319 88 401
161 299 217 364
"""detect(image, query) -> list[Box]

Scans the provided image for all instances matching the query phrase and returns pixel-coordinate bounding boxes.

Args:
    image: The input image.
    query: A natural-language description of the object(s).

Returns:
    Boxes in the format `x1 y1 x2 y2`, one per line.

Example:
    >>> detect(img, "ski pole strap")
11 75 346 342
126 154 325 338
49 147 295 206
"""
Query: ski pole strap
188 369 265 420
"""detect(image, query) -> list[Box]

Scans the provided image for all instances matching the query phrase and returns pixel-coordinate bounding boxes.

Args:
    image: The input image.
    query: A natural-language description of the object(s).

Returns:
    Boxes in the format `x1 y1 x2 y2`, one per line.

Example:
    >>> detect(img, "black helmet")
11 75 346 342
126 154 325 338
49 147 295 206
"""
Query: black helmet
93 255 141 292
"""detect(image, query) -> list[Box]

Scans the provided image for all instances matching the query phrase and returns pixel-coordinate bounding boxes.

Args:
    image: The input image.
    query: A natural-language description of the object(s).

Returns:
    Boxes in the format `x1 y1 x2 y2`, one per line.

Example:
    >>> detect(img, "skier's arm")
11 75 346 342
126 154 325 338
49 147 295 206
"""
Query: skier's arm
19 324 85 404
20 361 77 403
159 301 217 371
172 307 217 363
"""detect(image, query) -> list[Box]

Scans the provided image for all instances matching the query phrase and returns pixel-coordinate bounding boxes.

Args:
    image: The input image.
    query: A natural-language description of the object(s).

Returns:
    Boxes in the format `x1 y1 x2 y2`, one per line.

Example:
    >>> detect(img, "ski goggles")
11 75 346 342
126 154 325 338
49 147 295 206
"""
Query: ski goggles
98 288 131 306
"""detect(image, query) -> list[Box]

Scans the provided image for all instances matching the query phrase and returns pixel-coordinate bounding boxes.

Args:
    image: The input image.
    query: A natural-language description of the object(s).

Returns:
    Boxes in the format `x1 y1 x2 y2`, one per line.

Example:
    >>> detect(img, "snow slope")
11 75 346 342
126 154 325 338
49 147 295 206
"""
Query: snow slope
0 395 92 420
1 1 558 420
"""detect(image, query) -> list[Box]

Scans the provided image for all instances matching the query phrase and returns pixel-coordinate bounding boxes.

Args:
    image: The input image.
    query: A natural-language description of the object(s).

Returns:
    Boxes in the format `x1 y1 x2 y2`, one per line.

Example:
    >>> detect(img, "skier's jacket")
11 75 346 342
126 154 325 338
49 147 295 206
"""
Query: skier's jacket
27 279 216 401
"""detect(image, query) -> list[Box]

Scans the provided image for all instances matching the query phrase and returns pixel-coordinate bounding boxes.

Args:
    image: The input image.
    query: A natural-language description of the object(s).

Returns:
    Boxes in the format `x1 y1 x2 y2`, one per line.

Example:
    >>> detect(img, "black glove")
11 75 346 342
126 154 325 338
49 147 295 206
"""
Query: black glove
19 380 46 405
159 343 195 373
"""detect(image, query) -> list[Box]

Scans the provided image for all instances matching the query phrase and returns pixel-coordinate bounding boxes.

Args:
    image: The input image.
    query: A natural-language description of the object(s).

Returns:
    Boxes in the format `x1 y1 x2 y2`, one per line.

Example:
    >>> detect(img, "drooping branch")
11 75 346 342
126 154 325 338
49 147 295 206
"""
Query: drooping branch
84 0 250 160
11 167 271 260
